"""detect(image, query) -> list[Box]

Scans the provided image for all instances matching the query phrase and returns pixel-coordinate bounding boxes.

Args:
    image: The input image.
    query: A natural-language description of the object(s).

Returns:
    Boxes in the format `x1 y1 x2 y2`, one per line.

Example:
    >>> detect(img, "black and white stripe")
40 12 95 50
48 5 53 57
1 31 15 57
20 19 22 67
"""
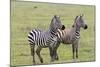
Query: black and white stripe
75 31 80 39
28 29 47 47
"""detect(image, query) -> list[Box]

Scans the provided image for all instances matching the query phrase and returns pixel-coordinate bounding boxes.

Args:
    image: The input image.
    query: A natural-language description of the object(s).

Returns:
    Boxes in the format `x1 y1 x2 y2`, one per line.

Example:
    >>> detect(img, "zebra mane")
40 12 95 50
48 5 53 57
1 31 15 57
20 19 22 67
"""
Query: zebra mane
49 15 59 33
72 15 81 27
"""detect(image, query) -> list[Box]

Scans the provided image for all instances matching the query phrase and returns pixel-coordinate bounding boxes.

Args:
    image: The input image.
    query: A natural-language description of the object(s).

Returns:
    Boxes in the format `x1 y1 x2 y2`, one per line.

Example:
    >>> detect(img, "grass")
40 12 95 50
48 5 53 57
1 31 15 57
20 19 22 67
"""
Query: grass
11 1 95 66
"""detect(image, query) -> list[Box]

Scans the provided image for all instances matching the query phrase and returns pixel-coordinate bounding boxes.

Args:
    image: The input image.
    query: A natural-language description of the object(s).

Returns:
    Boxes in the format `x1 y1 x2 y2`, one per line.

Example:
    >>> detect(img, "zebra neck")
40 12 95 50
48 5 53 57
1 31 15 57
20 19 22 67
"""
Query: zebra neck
49 29 57 36
74 26 80 36
74 26 80 32
75 30 80 36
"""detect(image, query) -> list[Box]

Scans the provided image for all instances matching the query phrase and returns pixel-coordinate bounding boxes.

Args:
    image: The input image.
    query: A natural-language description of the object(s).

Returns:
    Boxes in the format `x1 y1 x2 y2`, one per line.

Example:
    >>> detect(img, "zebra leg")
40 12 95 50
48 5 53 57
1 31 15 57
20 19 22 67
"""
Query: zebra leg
76 47 78 59
52 42 60 61
54 50 58 60
49 47 54 61
75 41 79 59
53 48 58 60
72 44 75 59
76 42 79 59
49 41 59 61
36 47 43 63
30 44 35 63
54 43 60 60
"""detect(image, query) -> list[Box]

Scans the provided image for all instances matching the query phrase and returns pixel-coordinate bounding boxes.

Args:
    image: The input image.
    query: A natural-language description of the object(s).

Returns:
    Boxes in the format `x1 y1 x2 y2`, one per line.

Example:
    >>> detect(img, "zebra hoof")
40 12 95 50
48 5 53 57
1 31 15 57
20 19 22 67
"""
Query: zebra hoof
55 57 59 60
40 60 43 63
56 58 59 60
76 56 78 59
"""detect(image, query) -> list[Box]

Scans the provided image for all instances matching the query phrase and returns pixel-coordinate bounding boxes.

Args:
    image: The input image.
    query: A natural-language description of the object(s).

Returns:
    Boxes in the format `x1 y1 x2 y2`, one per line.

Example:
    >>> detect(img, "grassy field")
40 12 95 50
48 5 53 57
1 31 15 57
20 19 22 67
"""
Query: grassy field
11 1 95 66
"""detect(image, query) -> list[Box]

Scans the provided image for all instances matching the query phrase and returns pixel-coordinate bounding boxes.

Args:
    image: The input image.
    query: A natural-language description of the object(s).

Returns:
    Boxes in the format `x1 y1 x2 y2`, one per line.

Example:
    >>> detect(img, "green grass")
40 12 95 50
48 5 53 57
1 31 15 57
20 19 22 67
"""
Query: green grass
11 1 95 66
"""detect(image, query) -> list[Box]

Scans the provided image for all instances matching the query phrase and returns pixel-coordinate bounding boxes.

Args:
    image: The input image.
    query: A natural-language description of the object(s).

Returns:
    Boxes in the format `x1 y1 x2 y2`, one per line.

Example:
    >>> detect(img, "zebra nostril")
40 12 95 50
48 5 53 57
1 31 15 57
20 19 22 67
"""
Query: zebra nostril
84 25 88 29
61 25 65 30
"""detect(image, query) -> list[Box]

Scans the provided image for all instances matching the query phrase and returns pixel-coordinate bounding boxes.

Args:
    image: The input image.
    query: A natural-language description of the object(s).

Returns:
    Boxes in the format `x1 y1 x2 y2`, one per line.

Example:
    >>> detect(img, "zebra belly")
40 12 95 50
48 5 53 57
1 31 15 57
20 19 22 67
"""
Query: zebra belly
61 35 72 44
62 40 72 44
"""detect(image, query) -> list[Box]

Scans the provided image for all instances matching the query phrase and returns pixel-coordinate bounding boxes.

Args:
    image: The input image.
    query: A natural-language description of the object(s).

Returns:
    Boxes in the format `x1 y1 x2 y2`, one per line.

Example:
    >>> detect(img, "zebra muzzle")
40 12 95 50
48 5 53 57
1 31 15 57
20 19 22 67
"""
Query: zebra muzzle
84 24 88 29
61 25 65 30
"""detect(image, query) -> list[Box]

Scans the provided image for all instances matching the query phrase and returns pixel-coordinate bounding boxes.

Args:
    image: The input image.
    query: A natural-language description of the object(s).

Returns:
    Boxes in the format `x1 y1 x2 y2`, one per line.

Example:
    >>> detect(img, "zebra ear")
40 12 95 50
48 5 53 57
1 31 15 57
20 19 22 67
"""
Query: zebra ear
54 15 58 18
72 25 74 27
75 16 78 21
54 15 60 18
51 16 56 23
80 14 84 17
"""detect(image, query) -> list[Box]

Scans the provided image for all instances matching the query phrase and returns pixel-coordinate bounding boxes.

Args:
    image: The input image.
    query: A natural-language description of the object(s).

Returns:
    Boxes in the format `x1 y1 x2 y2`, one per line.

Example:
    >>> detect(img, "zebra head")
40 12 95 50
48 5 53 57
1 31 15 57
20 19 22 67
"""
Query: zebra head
73 14 88 29
50 15 65 33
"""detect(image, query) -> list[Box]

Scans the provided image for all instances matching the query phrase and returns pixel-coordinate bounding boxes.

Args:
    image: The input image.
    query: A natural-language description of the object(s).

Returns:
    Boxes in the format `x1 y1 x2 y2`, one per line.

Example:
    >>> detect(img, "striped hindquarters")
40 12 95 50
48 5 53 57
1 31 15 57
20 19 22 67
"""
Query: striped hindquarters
28 29 48 47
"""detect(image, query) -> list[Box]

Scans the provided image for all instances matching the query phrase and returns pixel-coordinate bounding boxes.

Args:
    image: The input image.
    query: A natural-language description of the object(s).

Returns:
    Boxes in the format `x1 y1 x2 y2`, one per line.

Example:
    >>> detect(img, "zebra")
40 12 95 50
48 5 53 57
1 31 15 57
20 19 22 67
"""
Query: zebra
56 14 88 59
28 15 65 63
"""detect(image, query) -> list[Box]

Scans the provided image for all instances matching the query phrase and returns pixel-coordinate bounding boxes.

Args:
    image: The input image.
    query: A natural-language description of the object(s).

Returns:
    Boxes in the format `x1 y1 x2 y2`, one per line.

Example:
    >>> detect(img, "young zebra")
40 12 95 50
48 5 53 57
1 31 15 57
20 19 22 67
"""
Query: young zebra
28 15 65 63
57 14 88 59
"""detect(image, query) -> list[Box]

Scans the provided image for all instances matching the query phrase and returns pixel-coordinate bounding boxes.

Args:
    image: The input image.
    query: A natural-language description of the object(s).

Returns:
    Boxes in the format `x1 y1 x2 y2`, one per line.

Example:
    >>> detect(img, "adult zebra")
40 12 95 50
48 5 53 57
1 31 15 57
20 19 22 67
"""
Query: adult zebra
28 15 65 63
57 14 88 59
